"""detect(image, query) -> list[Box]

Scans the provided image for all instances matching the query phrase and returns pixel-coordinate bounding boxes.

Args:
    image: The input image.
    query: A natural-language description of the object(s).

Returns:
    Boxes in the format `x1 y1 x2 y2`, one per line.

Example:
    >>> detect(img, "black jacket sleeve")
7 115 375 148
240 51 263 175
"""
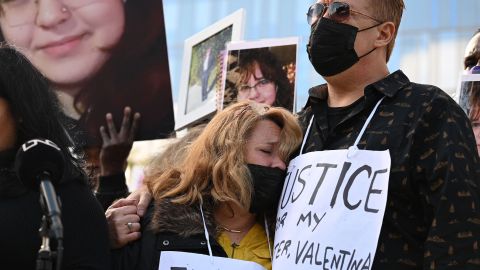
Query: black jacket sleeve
95 172 129 210
60 180 111 270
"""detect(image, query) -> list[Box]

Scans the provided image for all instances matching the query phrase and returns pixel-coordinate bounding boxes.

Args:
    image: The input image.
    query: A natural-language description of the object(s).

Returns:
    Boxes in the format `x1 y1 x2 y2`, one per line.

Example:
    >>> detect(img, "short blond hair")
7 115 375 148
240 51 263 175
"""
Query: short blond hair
147 101 302 209
369 0 405 62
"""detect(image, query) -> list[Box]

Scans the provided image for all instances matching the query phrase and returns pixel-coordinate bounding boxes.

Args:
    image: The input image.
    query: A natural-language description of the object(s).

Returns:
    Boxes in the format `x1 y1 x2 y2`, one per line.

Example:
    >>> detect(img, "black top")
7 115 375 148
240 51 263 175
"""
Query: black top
0 150 111 270
95 173 129 210
327 97 363 133
297 70 480 269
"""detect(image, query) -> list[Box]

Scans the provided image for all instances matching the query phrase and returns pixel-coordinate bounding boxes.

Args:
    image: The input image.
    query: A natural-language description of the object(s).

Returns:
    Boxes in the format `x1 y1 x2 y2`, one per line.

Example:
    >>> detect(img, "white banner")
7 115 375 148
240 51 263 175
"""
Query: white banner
159 251 266 270
273 149 390 270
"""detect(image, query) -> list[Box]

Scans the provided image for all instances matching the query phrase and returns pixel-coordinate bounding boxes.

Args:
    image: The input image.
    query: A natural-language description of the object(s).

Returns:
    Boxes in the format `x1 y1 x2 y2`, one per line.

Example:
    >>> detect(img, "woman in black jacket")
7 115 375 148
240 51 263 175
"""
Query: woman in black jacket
0 46 110 270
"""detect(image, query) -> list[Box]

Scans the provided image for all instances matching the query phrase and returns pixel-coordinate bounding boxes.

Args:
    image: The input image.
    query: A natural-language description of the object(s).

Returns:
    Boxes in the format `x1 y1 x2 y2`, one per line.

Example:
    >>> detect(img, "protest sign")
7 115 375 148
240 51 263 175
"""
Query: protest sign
159 251 266 270
273 149 390 270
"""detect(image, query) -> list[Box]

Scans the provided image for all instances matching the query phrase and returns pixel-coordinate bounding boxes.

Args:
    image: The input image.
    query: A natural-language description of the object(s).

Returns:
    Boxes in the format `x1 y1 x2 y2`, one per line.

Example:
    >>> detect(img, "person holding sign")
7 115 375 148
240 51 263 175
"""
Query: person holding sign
0 0 174 210
110 101 302 270
274 0 480 269
0 0 174 145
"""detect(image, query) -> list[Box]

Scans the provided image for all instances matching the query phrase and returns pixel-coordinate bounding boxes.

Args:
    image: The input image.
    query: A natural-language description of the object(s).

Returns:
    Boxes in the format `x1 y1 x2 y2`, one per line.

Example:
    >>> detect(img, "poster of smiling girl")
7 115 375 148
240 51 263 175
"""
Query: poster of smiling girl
0 0 174 149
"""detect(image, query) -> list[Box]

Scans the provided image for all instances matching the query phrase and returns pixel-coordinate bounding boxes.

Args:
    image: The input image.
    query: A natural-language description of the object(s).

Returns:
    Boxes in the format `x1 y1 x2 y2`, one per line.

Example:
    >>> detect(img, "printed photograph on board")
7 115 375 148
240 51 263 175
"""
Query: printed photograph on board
175 9 245 130
0 0 175 148
185 26 233 114
221 38 298 112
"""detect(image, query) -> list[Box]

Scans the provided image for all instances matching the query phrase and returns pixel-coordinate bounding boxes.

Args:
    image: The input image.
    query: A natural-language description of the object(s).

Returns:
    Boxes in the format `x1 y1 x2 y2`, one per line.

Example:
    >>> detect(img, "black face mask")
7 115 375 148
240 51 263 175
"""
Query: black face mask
307 18 379 77
247 164 286 215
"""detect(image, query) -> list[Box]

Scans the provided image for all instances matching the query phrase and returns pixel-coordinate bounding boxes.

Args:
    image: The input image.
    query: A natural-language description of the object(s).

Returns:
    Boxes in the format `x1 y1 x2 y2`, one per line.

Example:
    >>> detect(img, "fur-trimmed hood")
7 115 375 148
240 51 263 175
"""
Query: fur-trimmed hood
149 197 219 238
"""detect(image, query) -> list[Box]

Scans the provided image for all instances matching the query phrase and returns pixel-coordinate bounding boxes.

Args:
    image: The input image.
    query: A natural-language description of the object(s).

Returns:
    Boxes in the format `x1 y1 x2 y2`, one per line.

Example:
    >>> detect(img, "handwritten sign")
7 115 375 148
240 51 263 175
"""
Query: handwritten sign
159 251 266 270
273 149 390 270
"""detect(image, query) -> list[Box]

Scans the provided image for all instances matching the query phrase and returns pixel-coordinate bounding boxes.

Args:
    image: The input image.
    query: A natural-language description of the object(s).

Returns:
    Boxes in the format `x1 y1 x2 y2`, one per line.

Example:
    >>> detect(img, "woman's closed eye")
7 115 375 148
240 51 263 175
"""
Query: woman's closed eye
260 149 272 154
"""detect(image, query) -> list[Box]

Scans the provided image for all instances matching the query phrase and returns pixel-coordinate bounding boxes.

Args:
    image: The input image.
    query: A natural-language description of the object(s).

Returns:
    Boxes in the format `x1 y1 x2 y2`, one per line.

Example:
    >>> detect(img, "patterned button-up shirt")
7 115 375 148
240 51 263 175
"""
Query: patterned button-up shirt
297 70 480 269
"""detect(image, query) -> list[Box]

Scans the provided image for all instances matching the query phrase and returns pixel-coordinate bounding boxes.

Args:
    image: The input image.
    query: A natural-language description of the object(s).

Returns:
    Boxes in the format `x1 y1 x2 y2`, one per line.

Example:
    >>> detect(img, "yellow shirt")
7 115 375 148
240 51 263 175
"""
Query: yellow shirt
217 223 272 270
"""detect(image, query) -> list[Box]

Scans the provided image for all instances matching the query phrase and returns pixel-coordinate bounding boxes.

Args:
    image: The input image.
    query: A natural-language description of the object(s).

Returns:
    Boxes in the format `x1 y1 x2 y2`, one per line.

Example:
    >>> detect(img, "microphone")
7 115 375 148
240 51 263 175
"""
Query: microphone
14 139 65 239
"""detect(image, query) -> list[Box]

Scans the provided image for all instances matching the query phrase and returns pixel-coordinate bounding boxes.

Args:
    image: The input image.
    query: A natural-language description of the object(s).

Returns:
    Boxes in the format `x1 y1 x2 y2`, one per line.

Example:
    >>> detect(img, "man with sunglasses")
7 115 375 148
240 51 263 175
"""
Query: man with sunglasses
292 0 480 269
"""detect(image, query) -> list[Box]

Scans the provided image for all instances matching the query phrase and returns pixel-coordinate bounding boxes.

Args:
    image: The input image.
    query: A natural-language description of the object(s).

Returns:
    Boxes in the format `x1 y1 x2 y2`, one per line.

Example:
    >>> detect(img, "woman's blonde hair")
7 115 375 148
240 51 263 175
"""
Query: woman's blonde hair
147 101 302 209
144 124 205 184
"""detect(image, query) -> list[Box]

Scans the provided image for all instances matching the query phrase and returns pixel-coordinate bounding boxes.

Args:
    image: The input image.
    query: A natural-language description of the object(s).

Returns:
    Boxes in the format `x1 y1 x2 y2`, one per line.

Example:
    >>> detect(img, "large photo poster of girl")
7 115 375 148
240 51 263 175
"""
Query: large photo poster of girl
0 0 175 149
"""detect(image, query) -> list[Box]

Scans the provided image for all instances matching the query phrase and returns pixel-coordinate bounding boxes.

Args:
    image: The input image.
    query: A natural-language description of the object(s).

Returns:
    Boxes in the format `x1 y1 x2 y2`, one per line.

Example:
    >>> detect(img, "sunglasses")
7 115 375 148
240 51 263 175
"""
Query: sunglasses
307 2 382 25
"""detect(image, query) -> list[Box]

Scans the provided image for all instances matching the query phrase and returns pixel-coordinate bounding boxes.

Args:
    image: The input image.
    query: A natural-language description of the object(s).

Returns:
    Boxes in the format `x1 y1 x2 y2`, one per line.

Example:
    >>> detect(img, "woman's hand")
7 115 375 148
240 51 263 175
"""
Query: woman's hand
105 199 142 249
125 183 152 217
105 183 153 249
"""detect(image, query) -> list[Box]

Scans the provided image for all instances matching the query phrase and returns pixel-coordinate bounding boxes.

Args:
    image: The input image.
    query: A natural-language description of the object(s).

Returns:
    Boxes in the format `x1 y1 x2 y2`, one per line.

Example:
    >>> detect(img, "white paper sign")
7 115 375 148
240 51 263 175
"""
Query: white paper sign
159 251 267 270
273 149 390 270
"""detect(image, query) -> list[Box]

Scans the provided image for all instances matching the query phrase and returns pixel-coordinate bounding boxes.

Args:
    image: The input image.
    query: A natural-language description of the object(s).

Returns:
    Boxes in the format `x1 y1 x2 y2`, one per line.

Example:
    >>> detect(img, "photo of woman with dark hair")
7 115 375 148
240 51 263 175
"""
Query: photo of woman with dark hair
0 0 174 148
234 48 294 110
222 39 297 112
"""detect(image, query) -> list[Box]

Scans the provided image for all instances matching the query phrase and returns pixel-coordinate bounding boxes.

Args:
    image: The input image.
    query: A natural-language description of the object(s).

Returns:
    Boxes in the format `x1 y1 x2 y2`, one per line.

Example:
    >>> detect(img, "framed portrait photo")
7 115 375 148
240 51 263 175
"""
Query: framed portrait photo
219 37 299 112
175 9 245 130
